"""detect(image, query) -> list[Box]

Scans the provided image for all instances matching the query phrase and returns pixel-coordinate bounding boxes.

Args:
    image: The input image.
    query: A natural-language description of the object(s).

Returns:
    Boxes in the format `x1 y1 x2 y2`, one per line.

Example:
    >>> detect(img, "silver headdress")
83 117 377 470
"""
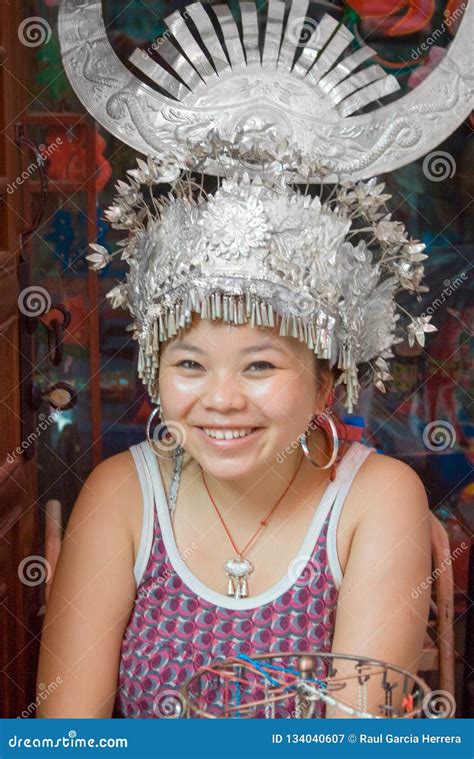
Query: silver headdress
59 0 473 412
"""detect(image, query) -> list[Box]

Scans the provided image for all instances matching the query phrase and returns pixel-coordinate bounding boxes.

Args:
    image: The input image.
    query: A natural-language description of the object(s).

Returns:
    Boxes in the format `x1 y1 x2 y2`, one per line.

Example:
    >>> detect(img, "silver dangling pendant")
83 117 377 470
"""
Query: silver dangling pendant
168 445 183 520
224 557 254 599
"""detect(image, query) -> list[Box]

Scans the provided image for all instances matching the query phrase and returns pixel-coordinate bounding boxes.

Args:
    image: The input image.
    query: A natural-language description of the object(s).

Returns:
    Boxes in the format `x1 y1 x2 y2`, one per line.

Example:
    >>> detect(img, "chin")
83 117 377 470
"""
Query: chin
197 454 260 479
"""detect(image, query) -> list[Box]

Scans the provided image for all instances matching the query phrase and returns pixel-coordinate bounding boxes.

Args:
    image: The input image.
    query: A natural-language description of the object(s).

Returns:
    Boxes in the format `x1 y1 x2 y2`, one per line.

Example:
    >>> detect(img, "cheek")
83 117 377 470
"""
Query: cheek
250 377 315 425
159 375 197 418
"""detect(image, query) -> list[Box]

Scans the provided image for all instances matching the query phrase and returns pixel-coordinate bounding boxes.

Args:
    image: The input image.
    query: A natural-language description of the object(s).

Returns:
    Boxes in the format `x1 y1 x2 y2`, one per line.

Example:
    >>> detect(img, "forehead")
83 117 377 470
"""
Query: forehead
163 313 308 357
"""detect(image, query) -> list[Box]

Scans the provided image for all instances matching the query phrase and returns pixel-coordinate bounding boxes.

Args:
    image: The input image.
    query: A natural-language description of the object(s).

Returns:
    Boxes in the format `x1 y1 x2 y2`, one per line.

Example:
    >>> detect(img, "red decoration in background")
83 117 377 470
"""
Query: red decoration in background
348 0 435 36
444 0 466 33
349 0 468 37
41 125 112 192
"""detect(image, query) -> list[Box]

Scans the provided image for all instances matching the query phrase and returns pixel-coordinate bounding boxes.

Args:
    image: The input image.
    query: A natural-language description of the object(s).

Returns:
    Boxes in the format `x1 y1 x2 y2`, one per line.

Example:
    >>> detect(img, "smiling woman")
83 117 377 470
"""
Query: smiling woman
35 122 436 723
36 310 431 719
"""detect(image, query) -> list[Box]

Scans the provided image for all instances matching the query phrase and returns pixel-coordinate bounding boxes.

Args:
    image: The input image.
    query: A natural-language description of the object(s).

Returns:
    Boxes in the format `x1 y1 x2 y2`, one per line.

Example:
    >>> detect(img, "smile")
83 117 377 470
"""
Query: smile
195 427 264 446
203 427 255 439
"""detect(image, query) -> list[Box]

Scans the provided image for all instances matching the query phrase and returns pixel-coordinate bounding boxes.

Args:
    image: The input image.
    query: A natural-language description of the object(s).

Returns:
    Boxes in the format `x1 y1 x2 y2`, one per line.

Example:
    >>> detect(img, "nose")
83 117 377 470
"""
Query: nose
199 371 247 412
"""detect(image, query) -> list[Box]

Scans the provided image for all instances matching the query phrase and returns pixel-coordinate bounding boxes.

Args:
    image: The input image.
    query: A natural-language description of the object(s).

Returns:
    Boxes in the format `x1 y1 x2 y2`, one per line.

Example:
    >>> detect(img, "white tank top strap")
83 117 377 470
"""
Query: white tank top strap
129 442 156 587
326 441 376 590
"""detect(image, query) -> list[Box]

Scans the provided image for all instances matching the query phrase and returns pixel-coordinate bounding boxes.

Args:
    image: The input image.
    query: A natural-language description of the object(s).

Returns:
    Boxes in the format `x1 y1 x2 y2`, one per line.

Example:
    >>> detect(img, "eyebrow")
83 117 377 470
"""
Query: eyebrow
167 340 287 355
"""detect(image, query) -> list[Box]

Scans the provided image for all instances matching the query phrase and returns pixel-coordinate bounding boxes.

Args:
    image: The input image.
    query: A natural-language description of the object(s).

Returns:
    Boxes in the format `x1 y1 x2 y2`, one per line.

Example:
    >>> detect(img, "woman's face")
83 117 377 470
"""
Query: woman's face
158 314 329 481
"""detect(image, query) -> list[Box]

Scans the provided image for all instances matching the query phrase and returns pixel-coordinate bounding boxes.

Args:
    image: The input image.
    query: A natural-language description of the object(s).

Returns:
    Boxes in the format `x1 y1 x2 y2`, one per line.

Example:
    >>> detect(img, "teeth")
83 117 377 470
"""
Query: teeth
202 428 254 440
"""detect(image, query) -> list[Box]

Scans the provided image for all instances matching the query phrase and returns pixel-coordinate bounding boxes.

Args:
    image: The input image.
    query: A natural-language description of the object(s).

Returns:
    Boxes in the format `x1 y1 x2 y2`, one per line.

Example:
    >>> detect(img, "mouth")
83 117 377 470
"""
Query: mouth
195 426 264 447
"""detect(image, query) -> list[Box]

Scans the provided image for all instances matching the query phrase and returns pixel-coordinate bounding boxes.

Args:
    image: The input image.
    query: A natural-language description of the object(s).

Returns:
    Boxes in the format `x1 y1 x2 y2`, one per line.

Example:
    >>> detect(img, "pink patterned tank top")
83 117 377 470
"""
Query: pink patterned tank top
114 440 374 718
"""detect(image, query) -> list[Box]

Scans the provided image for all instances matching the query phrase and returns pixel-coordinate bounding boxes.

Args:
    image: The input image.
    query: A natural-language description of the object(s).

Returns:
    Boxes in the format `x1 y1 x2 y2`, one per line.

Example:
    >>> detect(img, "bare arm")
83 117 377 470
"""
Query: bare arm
36 452 140 718
327 455 432 718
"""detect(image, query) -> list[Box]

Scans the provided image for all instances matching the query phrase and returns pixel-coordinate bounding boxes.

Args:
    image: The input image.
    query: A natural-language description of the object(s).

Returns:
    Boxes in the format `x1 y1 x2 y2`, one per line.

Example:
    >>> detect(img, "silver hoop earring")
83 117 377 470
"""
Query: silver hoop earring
146 400 180 460
145 400 184 517
298 412 339 477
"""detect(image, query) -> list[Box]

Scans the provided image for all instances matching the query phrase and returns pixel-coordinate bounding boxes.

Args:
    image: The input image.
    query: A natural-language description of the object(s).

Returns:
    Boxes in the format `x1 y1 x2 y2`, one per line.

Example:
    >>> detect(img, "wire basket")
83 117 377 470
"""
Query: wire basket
180 651 433 719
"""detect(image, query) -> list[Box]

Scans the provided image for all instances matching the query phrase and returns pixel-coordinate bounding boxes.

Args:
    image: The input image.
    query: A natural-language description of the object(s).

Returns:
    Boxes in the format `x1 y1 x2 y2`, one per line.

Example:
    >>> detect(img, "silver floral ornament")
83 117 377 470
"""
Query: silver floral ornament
198 194 270 260
86 243 111 270
374 218 408 246
407 316 437 348
106 284 129 309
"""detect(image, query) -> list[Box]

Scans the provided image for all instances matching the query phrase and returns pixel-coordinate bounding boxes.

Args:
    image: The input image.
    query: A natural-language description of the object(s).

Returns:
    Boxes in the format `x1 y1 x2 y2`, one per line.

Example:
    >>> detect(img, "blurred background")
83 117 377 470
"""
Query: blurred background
0 0 472 718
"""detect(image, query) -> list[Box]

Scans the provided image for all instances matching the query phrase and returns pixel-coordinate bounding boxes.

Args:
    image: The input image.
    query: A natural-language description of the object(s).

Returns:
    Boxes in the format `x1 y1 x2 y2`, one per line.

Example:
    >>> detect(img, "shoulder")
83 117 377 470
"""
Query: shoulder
350 445 430 537
80 447 139 511
356 446 428 505
67 447 142 554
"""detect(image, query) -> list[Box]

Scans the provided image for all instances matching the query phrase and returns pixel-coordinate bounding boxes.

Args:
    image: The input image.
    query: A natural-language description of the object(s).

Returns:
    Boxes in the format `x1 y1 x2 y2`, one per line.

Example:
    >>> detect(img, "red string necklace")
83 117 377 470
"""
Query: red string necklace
199 452 305 598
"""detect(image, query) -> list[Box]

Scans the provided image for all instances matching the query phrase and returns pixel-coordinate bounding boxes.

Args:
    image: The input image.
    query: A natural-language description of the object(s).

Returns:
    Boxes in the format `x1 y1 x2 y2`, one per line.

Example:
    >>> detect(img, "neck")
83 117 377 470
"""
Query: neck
197 447 308 526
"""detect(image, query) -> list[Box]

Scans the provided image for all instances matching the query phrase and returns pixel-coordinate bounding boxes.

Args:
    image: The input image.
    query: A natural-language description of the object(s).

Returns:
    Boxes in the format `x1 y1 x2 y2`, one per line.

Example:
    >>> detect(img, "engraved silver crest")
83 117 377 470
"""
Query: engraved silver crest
59 0 473 182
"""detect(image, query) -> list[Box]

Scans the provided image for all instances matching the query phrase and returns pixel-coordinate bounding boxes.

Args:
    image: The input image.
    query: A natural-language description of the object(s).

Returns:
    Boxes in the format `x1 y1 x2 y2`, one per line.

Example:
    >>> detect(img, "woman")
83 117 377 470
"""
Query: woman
36 307 431 718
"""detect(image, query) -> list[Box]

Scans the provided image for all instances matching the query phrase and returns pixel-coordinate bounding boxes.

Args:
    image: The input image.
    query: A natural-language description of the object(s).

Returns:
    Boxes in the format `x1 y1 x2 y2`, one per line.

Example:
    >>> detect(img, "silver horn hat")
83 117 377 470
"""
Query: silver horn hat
59 0 473 179
58 1 473 412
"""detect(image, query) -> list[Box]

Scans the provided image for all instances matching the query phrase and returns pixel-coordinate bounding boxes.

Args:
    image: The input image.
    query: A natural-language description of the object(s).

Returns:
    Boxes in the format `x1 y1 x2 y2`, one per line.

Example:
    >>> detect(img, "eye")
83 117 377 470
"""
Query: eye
246 361 275 372
175 360 203 370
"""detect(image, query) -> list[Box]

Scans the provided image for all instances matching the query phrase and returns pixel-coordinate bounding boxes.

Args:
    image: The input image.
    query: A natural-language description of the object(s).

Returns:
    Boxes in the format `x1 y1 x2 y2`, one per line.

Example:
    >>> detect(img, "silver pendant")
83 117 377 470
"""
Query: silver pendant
225 557 254 599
